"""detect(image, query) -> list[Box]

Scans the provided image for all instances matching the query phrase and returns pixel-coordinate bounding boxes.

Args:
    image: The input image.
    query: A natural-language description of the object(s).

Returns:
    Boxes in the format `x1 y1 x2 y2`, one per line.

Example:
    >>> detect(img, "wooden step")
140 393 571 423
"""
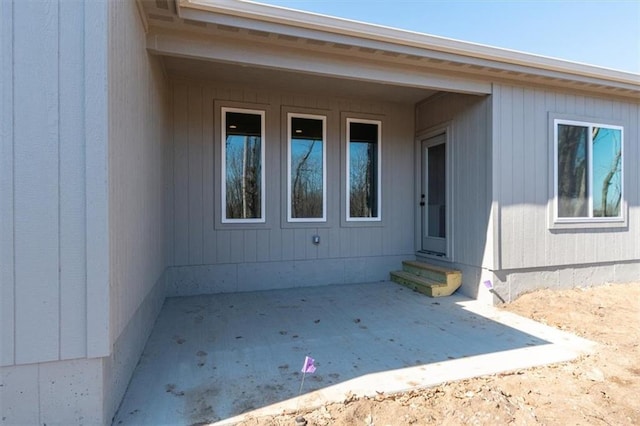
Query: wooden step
402 260 462 288
390 271 454 297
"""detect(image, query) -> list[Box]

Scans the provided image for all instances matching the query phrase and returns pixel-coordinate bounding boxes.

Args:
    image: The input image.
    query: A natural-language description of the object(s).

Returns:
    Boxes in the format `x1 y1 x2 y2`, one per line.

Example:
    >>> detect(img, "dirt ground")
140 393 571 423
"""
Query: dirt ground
237 282 639 426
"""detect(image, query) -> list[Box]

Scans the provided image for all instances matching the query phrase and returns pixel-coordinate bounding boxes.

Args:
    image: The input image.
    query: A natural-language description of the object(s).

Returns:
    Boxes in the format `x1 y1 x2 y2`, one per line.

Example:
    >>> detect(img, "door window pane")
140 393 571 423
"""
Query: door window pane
427 143 446 238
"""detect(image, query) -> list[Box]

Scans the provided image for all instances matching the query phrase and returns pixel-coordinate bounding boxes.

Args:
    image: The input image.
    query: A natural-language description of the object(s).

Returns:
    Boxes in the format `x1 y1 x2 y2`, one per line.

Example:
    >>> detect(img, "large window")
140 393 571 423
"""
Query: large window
554 119 623 222
221 108 265 223
347 118 381 221
287 113 326 222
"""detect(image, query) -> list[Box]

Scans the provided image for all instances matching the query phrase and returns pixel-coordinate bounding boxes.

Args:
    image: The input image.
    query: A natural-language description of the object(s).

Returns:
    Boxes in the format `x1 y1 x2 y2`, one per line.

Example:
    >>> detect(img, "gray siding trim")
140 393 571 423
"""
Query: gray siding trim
85 0 110 358
0 0 15 366
12 0 61 364
59 0 88 360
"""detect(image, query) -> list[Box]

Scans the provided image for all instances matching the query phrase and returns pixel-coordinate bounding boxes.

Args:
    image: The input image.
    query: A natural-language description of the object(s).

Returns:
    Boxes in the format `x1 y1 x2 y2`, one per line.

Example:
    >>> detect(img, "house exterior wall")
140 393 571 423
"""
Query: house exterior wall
105 0 172 422
166 79 416 295
0 0 109 367
0 0 112 424
415 93 494 297
1 0 171 424
492 84 640 270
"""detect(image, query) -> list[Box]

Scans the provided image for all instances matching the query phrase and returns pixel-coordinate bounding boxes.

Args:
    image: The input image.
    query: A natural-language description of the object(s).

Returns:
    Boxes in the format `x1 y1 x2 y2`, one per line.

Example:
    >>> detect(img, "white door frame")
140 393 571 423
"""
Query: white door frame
415 124 453 260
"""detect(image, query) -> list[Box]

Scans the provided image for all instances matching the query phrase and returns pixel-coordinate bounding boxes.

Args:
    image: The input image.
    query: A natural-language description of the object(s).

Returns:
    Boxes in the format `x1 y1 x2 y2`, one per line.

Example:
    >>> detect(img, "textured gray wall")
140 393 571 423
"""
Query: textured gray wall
167 79 416 292
492 84 640 270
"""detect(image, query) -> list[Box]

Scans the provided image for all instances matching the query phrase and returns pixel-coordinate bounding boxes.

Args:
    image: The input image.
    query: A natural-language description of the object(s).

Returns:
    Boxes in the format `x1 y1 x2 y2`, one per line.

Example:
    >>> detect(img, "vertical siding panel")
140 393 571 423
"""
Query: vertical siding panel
293 228 307 260
173 84 189 265
243 230 257 263
13 0 60 363
328 226 341 258
499 86 514 267
59 0 86 359
229 233 244 263
84 0 109 357
269 228 282 262
202 88 215 264
521 88 535 267
188 85 203 264
0 0 15 365
492 85 502 269
316 228 329 258
533 89 547 267
280 228 294 260
256 229 270 262
543 90 556 266
215 230 231 264
165 82 175 266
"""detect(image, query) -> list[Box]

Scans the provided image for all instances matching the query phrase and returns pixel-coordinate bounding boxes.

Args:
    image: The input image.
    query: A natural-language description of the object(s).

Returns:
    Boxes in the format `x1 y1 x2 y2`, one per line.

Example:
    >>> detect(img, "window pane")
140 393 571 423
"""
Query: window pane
349 121 379 218
592 127 622 217
427 143 446 238
224 111 262 220
557 124 588 217
290 116 324 219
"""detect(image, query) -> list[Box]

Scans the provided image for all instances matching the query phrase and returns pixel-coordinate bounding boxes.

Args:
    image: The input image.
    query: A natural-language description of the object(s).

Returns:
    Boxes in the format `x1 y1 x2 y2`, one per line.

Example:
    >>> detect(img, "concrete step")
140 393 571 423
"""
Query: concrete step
390 270 453 297
402 260 462 289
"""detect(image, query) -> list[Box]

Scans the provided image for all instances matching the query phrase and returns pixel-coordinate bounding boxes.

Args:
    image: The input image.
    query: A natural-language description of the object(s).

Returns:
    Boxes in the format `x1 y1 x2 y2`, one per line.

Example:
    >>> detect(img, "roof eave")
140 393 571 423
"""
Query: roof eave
176 0 640 91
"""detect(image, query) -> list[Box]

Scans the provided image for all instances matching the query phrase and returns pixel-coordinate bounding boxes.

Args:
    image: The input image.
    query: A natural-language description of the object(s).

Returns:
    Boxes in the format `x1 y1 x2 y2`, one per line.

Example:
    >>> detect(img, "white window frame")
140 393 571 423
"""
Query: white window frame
346 118 382 222
287 113 327 223
552 118 624 226
221 107 266 224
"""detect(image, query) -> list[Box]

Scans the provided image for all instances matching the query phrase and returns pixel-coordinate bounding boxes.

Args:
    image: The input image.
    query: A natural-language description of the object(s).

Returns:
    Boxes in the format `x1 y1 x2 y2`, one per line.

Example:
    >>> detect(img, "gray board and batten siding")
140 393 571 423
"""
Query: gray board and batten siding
166 79 417 296
1 0 110 368
1 0 170 424
492 83 640 271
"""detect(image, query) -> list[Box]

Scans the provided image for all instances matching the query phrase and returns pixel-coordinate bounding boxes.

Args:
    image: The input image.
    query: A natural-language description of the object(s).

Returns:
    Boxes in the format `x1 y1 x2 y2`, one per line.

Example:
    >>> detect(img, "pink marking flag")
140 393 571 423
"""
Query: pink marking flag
483 280 493 290
301 356 316 374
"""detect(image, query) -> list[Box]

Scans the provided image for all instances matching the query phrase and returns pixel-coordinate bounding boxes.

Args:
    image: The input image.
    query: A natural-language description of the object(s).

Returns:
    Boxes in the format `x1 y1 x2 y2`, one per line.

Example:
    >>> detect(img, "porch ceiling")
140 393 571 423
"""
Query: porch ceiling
113 282 594 425
162 56 439 104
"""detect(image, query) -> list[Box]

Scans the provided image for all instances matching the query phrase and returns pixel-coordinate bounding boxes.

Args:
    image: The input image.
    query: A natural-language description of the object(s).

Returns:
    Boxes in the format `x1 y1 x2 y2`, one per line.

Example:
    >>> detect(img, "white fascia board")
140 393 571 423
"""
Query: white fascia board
176 0 640 90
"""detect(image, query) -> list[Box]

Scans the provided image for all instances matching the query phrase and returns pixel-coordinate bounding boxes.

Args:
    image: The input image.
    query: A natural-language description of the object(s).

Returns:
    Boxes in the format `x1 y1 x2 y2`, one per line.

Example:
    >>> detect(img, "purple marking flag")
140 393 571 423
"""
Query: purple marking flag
301 356 316 374
483 280 494 290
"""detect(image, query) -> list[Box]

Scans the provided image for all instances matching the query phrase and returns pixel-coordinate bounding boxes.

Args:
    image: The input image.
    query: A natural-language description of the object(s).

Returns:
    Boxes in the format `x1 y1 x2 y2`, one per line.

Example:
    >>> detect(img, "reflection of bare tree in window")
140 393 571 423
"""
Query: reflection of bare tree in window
226 135 261 219
557 125 588 217
291 140 323 218
593 127 622 217
350 142 377 217
558 123 622 218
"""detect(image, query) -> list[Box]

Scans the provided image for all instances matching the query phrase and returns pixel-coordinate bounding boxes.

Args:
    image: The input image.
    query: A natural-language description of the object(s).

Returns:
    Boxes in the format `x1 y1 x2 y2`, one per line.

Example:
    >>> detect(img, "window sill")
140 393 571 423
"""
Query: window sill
548 217 627 231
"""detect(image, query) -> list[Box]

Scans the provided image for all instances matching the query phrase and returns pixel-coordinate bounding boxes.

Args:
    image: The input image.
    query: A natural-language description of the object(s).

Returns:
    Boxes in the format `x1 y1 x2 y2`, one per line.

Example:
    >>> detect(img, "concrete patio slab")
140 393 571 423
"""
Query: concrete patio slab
113 282 595 425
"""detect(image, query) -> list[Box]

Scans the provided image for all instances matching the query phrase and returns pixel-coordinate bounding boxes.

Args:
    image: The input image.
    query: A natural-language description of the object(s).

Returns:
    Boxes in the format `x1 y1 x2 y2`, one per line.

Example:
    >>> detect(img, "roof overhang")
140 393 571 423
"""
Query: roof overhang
139 0 640 101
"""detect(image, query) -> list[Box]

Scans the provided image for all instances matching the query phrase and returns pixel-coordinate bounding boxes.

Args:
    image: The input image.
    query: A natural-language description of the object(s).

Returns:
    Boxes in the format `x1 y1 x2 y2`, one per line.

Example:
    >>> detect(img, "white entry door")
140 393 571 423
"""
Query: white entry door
421 134 447 256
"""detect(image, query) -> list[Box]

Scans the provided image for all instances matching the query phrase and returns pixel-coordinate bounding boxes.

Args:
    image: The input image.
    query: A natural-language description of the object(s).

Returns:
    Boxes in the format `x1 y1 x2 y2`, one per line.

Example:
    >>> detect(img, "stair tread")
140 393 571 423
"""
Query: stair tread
390 270 447 287
402 260 461 275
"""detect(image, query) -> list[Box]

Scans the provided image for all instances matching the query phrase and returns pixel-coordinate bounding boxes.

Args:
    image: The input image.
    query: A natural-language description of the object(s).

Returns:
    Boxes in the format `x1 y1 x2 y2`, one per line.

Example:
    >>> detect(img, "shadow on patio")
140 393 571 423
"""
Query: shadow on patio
113 282 594 425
